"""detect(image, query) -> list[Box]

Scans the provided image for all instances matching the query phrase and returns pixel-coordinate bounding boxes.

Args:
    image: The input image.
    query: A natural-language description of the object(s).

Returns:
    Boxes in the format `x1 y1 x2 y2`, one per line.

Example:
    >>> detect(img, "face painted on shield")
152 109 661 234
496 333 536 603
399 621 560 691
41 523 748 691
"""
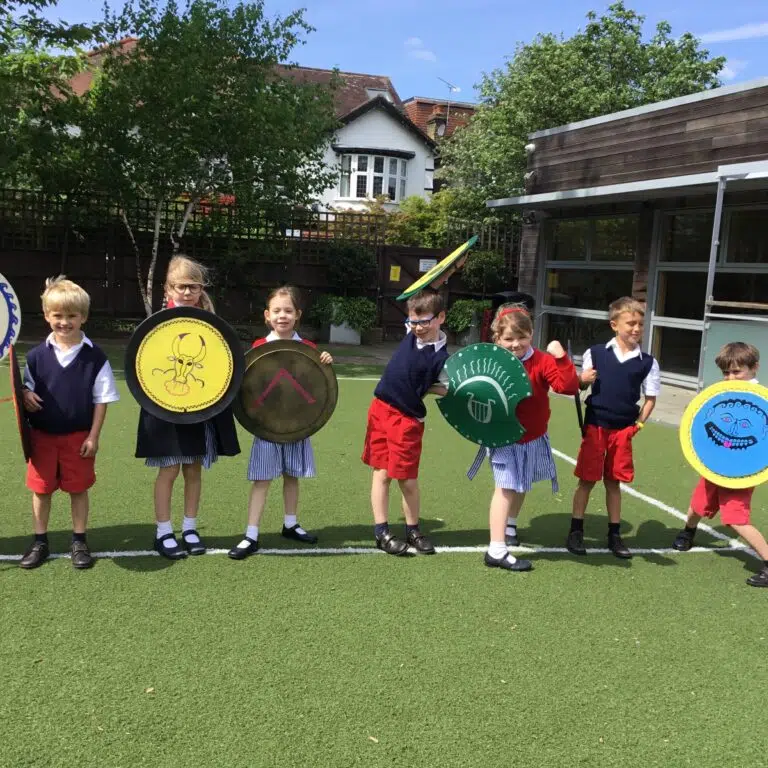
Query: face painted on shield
152 332 207 396
705 398 768 451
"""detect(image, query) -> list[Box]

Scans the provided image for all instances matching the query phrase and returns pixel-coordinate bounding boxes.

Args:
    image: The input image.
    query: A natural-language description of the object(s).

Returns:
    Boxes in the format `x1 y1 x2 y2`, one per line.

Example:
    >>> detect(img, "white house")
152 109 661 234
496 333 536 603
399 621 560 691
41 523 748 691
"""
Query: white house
282 67 437 211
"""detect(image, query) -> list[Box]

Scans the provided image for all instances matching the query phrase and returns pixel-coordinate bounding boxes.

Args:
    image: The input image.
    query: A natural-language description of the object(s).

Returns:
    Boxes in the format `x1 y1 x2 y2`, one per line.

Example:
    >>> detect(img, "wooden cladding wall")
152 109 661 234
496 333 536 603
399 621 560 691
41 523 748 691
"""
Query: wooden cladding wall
528 86 768 194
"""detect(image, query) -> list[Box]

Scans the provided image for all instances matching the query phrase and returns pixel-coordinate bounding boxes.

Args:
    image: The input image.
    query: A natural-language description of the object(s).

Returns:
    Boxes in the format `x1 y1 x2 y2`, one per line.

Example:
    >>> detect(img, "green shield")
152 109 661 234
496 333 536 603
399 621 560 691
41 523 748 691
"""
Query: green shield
437 343 532 447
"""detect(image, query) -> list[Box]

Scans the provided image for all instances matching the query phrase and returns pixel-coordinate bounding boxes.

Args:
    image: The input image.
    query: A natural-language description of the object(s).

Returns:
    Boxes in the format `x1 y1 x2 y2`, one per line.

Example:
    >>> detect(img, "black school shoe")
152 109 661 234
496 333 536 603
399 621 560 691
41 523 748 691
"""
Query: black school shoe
505 530 519 547
281 524 318 544
71 540 94 569
181 530 206 556
484 551 533 572
375 531 409 556
746 567 768 588
672 529 695 552
228 537 259 560
566 530 587 556
19 541 50 569
608 533 632 559
406 529 436 554
154 533 187 561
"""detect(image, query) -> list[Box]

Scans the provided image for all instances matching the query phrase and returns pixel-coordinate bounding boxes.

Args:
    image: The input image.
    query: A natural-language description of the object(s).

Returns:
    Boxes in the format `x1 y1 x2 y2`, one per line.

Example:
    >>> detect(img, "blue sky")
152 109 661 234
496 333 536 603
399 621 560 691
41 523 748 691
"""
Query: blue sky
42 0 768 103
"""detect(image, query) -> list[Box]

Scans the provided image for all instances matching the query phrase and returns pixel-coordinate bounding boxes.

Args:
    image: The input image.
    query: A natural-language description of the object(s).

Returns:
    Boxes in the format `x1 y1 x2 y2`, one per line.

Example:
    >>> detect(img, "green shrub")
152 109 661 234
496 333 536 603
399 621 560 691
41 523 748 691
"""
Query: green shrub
333 296 377 332
445 299 491 333
461 250 507 297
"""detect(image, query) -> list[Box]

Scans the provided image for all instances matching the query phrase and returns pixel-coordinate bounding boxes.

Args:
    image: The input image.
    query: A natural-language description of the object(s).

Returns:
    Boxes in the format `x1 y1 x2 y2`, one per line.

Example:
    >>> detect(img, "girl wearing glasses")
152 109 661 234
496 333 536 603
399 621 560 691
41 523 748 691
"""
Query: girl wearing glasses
135 255 241 560
467 303 579 571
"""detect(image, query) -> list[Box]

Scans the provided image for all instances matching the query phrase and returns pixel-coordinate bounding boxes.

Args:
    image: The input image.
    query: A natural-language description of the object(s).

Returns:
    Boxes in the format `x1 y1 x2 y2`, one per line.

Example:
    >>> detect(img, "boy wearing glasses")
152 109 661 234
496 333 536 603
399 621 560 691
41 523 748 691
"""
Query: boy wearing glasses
362 289 449 555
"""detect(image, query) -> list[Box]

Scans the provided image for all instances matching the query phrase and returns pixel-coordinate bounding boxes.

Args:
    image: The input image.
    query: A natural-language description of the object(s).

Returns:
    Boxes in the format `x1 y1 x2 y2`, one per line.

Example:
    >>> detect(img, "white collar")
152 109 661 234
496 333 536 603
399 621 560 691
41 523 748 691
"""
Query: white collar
46 332 92 350
413 329 447 352
606 337 643 359
266 330 301 342
519 346 534 363
750 378 759 384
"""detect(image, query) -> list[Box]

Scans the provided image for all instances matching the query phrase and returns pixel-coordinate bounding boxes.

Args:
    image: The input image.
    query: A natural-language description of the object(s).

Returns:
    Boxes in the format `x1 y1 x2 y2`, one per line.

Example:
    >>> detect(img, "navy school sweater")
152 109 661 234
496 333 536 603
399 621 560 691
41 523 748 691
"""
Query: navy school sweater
25 341 107 434
374 332 448 419
584 343 655 429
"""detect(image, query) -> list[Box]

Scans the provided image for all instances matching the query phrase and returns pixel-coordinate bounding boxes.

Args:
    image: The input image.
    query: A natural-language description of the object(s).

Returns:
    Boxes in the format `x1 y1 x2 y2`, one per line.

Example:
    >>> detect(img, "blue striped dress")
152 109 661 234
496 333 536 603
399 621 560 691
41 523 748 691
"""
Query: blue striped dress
467 433 558 493
145 422 219 469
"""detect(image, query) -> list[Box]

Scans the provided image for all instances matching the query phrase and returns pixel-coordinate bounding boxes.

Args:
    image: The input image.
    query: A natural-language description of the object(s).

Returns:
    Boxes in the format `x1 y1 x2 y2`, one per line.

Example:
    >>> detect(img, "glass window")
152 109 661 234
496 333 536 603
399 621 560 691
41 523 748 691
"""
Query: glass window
374 156 384 174
651 326 701 377
373 176 383 196
591 217 637 262
400 179 406 200
662 212 713 262
713 271 768 314
544 269 634 311
357 155 368 172
550 220 588 261
387 177 397 201
726 209 768 263
389 158 398 176
339 155 351 197
401 160 407 176
541 314 614 354
655 270 707 319
355 175 367 197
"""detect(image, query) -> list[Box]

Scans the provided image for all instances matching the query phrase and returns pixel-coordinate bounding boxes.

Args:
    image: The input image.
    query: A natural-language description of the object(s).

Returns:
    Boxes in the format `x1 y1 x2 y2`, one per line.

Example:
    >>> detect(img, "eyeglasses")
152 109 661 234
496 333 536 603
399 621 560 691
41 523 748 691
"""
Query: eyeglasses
404 315 435 329
172 283 203 295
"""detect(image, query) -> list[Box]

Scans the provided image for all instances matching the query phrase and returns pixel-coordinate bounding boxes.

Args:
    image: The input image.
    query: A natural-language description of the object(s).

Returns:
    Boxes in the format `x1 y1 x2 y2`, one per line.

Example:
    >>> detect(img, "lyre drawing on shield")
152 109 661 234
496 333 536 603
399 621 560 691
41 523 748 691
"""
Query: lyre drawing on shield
152 332 208 396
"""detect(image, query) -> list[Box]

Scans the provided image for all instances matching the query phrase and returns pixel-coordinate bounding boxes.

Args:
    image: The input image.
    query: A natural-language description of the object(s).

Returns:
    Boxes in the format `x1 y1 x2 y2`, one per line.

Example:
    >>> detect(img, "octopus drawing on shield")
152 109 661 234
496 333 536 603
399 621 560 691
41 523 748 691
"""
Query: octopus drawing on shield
153 333 207 395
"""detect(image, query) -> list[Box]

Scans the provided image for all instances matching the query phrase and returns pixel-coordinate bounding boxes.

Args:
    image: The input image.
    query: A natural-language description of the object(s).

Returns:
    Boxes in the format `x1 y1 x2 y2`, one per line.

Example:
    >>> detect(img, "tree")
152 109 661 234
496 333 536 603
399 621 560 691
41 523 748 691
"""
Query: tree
82 0 339 315
439 2 726 217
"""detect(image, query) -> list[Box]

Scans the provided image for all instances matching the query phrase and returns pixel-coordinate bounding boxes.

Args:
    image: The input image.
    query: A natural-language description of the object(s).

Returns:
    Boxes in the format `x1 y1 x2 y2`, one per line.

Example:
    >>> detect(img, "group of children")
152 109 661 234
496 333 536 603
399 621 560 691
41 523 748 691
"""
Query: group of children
15 255 768 588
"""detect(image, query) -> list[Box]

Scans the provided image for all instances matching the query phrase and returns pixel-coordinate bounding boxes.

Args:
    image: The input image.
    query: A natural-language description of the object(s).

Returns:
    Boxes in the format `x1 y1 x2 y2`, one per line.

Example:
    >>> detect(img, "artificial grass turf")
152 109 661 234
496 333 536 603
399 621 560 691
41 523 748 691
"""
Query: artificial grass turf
0 366 766 767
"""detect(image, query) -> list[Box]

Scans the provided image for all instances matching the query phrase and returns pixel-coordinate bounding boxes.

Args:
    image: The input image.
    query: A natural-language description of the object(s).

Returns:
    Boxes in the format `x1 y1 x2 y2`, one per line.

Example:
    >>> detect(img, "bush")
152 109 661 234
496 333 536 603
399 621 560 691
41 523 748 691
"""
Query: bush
445 299 491 333
461 250 507 297
325 242 377 296
332 296 377 333
305 293 336 328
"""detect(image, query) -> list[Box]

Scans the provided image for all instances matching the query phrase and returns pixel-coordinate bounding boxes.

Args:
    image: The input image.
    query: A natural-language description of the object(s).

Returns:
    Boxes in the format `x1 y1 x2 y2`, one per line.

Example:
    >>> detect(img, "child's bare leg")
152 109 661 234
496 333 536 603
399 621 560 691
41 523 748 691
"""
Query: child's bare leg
604 479 622 524
399 478 420 525
70 491 89 534
32 492 52 534
490 487 515 543
181 462 202 519
572 479 595 519
730 524 768 560
247 480 271 527
283 475 299 518
154 465 180 523
371 469 391 524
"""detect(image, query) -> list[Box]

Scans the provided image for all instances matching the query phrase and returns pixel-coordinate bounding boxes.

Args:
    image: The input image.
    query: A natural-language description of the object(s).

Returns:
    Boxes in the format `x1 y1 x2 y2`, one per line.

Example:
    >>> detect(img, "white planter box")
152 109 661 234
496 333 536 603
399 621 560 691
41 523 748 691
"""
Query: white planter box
329 321 361 345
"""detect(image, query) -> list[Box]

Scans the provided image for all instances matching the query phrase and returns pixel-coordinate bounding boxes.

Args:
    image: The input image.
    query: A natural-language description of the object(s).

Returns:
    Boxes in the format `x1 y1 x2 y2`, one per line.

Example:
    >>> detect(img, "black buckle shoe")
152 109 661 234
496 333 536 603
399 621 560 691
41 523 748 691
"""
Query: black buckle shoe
484 551 532 572
566 530 587 556
608 533 632 559
505 530 519 547
746 567 768 587
375 531 409 556
406 529 436 554
71 540 94 569
20 541 49 569
181 530 206 556
228 537 259 560
282 524 318 544
672 530 695 552
154 533 187 560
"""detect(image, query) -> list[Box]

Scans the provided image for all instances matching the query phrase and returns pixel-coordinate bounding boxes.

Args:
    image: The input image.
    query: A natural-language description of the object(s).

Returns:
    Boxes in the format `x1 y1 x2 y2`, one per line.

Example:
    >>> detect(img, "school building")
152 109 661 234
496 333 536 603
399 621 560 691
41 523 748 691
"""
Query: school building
487 78 768 390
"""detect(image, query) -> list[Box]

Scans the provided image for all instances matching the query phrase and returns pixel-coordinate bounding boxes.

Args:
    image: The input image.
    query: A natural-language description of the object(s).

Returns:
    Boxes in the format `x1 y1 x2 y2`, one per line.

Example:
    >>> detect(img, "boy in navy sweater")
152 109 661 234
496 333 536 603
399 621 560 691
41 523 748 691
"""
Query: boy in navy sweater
567 297 660 559
20 277 119 569
362 289 449 555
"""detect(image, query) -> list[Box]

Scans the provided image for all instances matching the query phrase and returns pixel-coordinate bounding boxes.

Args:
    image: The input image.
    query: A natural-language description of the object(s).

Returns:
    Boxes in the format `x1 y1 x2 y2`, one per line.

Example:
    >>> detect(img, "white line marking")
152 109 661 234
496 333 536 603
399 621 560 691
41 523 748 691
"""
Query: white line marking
0 545 735 562
550 448 750 552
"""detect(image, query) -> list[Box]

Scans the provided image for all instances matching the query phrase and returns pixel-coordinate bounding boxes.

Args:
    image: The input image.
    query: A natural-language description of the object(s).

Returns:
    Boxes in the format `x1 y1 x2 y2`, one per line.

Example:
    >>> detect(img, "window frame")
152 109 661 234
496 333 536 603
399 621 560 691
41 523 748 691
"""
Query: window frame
337 153 408 202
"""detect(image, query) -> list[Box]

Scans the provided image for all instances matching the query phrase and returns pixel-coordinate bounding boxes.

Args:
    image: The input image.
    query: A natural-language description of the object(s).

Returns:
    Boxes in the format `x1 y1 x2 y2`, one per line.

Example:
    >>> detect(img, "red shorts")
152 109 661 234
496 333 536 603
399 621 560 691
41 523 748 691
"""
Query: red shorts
574 424 636 483
362 398 424 480
26 429 96 495
690 477 753 526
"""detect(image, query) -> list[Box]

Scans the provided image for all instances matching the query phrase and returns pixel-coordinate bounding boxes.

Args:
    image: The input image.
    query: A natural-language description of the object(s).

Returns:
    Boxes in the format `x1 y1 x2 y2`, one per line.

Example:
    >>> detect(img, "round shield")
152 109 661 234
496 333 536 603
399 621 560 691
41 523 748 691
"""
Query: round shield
233 340 338 443
0 272 22 362
437 343 532 447
396 235 478 300
679 380 768 489
8 344 32 462
125 306 245 424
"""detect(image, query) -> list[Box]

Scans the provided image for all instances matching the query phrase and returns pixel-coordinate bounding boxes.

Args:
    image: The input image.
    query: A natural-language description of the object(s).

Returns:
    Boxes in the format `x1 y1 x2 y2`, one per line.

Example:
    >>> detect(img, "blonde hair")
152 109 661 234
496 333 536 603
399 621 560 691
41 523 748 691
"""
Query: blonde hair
265 285 303 329
165 254 215 313
491 303 534 341
41 275 90 318
609 296 644 322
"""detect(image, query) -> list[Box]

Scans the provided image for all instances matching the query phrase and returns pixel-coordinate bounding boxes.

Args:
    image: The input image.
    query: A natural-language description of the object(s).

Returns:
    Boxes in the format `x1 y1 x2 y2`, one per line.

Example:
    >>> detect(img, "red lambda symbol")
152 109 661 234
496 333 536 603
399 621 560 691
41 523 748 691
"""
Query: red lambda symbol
253 368 317 408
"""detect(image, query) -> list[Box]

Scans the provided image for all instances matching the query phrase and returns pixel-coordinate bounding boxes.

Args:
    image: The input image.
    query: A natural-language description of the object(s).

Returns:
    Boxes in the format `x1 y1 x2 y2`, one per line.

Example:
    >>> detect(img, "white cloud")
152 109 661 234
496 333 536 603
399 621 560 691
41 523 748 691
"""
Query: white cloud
699 22 768 43
403 37 437 63
721 59 748 81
